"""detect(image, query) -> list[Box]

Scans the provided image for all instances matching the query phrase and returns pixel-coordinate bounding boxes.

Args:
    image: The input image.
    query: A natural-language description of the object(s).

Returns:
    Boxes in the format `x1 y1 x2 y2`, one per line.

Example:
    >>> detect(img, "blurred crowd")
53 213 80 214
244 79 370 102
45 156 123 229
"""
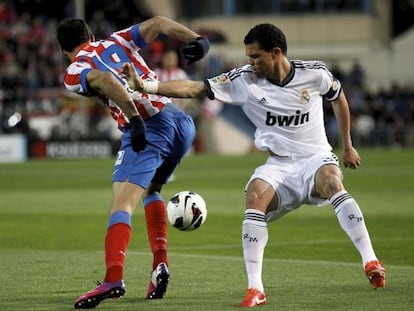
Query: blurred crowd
1 0 414 155
179 0 369 18
326 62 414 148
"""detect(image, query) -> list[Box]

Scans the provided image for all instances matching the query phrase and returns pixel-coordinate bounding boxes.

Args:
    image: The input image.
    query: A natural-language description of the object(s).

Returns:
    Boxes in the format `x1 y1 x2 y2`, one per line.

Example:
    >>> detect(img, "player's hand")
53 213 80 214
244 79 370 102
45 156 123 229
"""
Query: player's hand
181 37 210 65
129 115 148 152
342 147 361 169
121 63 143 91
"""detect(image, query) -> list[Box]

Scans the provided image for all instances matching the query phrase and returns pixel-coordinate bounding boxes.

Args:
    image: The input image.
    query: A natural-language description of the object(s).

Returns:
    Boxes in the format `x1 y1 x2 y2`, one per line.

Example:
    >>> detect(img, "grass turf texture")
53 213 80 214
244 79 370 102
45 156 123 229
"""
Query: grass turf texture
0 149 413 310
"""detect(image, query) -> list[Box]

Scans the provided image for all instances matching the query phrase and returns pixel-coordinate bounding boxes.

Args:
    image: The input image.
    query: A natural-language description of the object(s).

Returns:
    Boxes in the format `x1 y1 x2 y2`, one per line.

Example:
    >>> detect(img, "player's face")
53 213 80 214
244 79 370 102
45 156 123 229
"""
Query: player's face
245 42 276 78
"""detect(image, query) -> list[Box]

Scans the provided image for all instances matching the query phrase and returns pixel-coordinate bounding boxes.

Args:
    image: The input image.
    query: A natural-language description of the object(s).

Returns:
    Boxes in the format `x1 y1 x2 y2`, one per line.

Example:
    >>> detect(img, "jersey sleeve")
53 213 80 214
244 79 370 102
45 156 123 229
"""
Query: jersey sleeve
205 69 248 104
112 24 148 50
63 62 94 95
320 68 342 101
129 24 148 48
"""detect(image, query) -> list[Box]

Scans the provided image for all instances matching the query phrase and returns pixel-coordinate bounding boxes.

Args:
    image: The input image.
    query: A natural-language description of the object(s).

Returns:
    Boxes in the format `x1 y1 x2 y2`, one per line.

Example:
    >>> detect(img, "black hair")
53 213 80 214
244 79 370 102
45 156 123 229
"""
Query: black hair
244 23 287 55
56 18 92 52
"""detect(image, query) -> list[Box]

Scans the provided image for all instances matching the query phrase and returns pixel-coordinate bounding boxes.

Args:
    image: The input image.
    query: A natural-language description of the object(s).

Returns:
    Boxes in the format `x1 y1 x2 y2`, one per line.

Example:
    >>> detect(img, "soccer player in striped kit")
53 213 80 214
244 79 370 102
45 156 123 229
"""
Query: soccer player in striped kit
122 23 386 308
56 16 209 308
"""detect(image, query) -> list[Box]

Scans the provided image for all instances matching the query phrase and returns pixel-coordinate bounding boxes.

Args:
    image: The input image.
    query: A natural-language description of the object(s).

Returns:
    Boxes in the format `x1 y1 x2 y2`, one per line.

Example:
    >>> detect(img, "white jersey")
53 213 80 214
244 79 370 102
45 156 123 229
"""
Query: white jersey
205 60 341 157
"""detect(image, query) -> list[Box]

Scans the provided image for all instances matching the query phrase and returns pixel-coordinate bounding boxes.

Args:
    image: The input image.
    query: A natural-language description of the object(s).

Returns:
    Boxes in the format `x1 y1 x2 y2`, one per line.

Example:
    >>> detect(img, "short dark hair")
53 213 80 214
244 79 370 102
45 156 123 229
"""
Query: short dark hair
57 18 92 52
244 23 287 55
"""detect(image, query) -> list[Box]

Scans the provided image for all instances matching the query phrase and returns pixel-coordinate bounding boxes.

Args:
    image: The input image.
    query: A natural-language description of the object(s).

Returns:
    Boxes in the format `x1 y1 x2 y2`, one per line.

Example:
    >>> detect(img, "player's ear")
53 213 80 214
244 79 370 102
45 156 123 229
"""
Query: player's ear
61 48 68 58
272 47 281 55
90 33 96 42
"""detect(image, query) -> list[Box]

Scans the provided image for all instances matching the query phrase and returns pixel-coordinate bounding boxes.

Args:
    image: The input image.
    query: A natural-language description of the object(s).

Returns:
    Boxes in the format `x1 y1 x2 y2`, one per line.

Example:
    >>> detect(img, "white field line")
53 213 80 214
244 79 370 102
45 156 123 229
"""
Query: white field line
126 249 414 270
140 237 414 250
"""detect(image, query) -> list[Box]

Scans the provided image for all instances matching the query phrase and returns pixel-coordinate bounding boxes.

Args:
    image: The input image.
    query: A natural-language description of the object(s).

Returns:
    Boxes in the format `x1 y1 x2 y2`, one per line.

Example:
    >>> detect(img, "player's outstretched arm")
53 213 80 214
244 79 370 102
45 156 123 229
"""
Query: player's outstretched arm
121 62 206 98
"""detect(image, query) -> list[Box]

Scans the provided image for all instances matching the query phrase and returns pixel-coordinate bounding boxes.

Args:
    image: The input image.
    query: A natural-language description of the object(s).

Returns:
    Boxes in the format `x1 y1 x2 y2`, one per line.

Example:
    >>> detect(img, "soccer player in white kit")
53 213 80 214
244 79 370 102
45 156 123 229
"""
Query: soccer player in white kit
121 23 386 308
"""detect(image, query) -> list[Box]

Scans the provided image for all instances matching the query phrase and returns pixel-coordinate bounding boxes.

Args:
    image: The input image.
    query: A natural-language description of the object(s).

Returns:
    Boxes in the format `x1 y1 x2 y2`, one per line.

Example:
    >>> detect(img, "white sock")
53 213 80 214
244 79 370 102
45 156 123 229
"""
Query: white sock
330 190 378 265
242 209 268 292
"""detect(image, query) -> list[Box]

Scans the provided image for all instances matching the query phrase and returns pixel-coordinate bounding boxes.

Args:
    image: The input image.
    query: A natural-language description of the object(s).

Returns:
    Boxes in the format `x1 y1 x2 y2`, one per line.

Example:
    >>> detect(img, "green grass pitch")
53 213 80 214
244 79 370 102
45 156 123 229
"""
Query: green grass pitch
0 149 413 310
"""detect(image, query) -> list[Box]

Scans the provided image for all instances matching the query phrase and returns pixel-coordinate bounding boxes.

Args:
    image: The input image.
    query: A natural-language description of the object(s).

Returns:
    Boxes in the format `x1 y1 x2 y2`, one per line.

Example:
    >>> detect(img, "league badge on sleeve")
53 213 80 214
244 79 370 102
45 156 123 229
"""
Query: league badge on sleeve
210 73 230 85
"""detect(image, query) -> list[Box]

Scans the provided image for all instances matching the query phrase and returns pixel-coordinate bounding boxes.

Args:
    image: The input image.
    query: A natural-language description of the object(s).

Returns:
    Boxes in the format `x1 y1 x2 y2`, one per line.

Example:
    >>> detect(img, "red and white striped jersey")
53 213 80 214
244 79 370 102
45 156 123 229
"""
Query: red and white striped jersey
63 24 171 130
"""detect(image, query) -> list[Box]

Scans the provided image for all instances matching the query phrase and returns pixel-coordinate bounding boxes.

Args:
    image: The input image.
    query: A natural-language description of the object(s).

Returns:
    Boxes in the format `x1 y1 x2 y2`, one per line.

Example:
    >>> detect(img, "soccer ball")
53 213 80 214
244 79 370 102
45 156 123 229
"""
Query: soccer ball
166 191 207 231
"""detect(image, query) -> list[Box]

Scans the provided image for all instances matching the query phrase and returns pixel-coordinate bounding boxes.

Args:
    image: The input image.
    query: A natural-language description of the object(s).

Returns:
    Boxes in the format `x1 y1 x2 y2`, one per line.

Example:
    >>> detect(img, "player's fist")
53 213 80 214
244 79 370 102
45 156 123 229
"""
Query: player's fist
342 147 361 169
181 37 210 65
129 115 148 152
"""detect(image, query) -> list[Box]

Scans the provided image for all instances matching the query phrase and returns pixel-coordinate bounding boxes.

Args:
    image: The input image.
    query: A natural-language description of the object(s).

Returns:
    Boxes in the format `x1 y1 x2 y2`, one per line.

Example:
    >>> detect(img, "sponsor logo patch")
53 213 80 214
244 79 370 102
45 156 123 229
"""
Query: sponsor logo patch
210 74 230 84
115 150 124 165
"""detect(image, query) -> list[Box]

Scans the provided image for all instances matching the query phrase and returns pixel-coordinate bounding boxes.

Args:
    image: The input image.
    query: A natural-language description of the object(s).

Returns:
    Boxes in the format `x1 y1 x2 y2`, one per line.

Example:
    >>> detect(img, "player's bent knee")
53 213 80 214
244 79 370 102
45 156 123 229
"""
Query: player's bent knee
315 174 344 198
245 193 271 213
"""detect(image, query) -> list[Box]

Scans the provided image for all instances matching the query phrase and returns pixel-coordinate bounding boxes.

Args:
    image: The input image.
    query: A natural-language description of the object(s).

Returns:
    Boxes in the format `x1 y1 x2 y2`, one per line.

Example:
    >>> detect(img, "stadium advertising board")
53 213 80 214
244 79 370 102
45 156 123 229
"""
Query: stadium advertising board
0 134 27 163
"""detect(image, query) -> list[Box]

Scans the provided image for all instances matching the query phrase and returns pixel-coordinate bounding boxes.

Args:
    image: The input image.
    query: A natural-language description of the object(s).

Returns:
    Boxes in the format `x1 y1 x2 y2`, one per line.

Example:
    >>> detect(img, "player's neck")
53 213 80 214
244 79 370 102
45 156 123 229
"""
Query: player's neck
66 42 89 61
268 58 291 84
65 47 80 61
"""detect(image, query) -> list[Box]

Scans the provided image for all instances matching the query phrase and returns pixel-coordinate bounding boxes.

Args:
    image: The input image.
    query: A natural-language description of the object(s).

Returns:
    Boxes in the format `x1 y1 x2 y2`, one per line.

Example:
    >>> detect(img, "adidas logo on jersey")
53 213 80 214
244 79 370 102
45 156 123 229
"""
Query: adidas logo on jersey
259 97 268 105
265 110 310 127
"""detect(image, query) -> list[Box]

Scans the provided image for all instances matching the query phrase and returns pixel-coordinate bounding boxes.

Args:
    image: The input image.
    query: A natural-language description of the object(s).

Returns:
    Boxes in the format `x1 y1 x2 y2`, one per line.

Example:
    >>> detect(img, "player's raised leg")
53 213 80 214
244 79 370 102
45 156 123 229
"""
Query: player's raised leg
143 192 170 299
330 190 386 288
315 163 386 289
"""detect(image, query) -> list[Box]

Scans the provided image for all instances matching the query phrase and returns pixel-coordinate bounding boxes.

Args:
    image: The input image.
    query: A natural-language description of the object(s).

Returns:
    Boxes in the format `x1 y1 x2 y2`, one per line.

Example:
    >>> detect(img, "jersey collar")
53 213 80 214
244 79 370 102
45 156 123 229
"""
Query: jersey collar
266 61 295 87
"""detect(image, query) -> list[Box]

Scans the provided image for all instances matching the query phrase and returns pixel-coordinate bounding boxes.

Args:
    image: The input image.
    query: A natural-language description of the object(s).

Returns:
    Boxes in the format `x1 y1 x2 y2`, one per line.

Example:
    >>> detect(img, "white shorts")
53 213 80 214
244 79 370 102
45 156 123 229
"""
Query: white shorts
245 152 341 222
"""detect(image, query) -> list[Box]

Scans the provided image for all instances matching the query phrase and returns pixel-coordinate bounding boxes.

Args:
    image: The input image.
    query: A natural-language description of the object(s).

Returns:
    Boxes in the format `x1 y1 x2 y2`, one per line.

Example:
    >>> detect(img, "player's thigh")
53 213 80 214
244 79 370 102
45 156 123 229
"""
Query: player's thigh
113 142 162 188
110 181 146 214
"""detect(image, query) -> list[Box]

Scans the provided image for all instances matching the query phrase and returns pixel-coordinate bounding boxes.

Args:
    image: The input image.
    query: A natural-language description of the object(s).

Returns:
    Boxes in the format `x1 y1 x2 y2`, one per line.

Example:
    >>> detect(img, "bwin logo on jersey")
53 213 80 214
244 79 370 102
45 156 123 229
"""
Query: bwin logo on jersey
265 110 310 126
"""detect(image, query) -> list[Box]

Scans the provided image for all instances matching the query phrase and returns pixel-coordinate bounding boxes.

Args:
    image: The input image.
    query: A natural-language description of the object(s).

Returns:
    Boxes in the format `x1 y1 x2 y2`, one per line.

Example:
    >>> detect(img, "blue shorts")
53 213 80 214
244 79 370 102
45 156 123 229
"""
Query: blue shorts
112 109 195 188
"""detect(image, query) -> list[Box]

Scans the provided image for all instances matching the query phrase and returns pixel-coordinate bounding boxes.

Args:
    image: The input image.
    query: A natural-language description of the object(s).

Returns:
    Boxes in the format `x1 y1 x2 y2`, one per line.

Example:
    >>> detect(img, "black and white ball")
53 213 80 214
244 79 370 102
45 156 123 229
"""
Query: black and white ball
167 191 207 231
